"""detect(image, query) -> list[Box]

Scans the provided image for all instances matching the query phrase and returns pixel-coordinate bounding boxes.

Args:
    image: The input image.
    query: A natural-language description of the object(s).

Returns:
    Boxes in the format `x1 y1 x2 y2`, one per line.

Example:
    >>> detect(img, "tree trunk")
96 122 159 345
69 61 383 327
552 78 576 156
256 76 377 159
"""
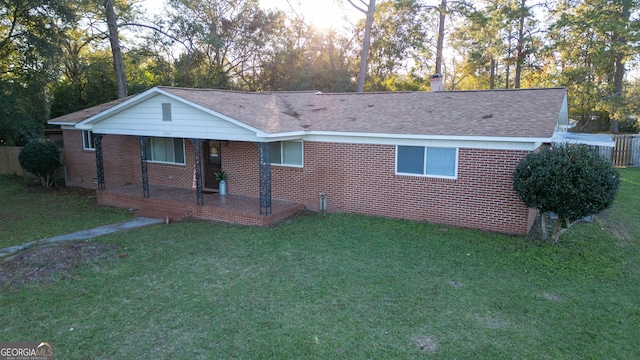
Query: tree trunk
435 0 446 75
550 217 563 244
550 217 580 244
609 3 631 134
489 58 496 89
105 0 128 98
505 30 512 89
514 0 526 89
356 0 376 93
539 210 548 241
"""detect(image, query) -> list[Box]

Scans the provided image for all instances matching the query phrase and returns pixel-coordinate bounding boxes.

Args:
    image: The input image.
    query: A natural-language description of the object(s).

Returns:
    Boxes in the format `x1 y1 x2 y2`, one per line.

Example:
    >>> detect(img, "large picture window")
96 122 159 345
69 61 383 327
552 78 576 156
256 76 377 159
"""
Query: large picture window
82 130 95 150
145 137 185 165
270 141 303 167
396 146 457 178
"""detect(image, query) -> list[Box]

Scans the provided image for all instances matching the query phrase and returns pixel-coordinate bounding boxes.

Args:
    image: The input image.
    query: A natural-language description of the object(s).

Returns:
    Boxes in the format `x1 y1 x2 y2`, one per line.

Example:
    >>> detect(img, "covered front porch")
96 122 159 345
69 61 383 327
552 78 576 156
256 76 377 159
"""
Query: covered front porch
98 183 305 226
74 87 309 224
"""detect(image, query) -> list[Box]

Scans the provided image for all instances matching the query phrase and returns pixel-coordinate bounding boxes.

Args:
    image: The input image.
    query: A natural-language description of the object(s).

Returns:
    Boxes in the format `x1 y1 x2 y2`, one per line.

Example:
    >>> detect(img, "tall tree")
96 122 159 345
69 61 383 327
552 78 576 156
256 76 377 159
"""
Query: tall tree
347 0 376 92
50 50 119 118
435 0 446 75
366 1 433 90
605 0 636 133
547 0 640 133
105 0 128 98
0 0 74 144
514 0 526 88
165 0 282 89
452 5 505 89
256 18 355 92
450 0 541 90
397 0 474 90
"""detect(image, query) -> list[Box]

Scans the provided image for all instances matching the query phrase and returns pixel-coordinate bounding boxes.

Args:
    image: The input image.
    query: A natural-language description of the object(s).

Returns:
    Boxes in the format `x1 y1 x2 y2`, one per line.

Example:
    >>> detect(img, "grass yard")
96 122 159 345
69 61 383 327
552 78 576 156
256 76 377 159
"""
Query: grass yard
1 168 639 359
0 176 133 249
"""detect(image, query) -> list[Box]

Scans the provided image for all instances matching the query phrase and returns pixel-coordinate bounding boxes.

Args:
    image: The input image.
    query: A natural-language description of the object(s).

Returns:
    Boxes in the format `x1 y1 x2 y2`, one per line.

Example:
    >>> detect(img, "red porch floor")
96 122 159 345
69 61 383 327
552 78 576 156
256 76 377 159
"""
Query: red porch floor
97 184 305 226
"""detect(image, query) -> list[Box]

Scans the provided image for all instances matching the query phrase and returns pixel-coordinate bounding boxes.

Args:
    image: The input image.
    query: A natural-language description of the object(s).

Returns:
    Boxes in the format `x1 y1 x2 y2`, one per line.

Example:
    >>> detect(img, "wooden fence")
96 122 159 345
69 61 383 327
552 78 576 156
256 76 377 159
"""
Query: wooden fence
0 146 25 176
610 134 640 167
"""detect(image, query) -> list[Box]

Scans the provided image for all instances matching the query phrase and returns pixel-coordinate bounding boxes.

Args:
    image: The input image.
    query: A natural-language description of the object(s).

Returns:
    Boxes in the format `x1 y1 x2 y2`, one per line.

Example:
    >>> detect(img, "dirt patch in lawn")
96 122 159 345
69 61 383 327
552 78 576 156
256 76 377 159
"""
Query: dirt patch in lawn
597 212 634 246
528 211 634 245
540 292 562 302
0 211 23 222
412 336 439 354
22 183 97 197
0 242 118 289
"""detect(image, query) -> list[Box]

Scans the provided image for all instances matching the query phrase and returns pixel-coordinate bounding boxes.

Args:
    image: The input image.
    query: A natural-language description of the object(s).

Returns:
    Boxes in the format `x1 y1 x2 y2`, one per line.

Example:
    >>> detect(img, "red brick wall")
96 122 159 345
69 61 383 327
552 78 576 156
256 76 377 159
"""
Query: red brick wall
63 132 534 235
61 130 98 188
102 135 140 187
222 141 259 196
224 142 533 235
63 131 199 189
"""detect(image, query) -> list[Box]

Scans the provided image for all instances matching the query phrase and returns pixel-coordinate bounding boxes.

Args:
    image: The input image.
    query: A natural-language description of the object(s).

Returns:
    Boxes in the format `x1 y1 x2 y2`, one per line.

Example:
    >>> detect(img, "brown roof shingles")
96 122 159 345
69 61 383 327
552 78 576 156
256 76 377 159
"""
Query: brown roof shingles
161 87 565 138
272 89 565 138
48 96 133 125
50 86 566 139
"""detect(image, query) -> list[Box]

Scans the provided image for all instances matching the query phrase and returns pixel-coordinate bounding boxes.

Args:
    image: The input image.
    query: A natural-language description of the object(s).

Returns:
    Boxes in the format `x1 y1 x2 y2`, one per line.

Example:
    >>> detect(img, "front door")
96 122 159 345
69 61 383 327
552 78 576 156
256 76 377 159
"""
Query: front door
204 140 222 190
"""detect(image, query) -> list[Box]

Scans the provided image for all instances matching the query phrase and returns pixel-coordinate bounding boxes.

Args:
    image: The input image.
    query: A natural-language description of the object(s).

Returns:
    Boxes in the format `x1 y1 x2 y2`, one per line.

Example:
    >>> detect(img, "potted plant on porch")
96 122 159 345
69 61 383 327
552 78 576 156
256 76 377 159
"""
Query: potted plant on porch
215 171 227 195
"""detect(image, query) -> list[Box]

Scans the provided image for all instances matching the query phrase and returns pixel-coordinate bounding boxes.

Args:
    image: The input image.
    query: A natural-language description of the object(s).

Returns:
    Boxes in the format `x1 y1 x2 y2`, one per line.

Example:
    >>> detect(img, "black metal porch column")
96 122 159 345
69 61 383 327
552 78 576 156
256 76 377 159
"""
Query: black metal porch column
257 142 272 215
189 138 205 206
93 133 105 191
137 136 150 198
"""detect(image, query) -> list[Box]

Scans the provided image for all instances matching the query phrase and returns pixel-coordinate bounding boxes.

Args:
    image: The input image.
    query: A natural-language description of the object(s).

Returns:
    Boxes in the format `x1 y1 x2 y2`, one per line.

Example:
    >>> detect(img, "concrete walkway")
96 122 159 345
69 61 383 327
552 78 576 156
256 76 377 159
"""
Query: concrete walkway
0 217 164 257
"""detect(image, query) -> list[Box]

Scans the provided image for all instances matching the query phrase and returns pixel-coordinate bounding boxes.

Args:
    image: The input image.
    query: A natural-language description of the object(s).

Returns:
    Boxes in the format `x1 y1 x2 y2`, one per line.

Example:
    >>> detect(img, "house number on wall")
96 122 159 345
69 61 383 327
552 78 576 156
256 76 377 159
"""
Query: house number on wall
162 131 172 136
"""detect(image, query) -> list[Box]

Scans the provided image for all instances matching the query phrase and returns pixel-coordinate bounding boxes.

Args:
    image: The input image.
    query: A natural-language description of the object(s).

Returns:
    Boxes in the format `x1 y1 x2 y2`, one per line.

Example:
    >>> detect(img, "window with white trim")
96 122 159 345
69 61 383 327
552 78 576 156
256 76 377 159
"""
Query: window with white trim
396 146 457 178
82 130 95 150
270 141 303 167
144 137 185 165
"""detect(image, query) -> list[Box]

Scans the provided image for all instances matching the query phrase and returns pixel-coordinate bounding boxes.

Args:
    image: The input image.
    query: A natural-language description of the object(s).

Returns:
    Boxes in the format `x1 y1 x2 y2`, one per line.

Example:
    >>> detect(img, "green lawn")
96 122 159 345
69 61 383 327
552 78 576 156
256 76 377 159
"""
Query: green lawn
0 176 133 249
1 169 639 359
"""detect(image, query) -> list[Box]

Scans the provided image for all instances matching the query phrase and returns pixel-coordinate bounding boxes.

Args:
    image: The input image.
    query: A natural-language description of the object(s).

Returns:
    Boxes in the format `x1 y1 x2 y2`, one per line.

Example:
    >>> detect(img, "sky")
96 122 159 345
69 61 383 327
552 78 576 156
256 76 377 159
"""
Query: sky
139 0 365 30
260 0 360 29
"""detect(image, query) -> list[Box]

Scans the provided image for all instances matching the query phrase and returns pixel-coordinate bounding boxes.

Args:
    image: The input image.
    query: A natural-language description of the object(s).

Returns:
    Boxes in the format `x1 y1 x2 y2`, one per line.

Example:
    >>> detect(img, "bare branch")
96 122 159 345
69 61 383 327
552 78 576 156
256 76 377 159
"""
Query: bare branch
346 0 367 14
119 22 190 49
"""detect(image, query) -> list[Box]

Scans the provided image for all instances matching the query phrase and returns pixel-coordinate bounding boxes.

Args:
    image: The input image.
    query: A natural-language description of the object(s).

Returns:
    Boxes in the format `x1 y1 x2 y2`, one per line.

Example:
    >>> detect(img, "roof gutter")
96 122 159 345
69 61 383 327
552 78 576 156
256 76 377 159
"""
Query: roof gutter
304 130 553 144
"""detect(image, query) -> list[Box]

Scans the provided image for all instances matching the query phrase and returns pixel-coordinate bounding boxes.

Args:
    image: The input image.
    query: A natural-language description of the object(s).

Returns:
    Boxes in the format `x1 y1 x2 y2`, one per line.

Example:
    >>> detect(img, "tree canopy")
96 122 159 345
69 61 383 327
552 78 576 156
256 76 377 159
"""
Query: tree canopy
1 0 639 145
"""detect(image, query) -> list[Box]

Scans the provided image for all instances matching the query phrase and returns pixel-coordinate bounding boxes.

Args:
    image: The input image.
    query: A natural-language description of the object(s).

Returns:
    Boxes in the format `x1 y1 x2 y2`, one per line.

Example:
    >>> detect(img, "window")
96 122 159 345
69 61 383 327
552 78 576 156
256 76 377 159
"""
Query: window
162 103 172 122
396 146 457 178
82 130 95 150
270 141 303 167
144 137 185 164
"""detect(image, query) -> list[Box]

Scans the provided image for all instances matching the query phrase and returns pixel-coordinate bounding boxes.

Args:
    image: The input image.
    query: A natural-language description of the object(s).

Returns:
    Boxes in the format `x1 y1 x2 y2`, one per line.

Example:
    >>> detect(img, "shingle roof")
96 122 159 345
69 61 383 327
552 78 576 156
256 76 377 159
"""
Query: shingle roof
50 86 566 139
160 87 565 138
48 96 133 125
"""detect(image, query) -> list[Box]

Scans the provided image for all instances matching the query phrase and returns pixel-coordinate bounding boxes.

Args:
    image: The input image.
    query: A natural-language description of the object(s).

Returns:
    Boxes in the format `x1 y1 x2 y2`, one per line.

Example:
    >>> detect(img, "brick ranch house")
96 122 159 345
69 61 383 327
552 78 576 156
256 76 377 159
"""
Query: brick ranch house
48 86 571 235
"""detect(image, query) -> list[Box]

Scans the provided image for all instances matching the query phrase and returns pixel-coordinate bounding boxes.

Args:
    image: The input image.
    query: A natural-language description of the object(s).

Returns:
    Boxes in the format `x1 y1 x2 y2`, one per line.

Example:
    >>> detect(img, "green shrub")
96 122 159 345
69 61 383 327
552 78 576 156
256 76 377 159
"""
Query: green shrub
513 143 620 243
18 138 62 187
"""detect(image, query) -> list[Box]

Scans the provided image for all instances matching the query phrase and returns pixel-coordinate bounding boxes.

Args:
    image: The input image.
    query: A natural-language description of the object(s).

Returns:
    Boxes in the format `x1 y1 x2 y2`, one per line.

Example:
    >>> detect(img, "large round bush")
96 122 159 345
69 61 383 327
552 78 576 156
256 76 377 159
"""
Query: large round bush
513 143 619 242
18 138 62 187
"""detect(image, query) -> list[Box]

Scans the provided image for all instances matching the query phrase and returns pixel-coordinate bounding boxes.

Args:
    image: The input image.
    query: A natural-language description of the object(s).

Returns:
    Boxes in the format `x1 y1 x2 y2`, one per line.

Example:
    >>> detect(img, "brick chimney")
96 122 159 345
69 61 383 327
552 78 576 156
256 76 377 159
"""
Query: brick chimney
430 74 443 92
